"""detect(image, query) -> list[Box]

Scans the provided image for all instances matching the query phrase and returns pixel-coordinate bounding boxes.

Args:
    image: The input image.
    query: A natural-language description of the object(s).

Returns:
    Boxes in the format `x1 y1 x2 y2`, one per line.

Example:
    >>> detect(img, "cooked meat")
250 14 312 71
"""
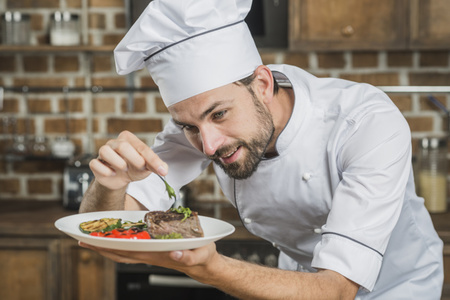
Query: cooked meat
144 209 204 238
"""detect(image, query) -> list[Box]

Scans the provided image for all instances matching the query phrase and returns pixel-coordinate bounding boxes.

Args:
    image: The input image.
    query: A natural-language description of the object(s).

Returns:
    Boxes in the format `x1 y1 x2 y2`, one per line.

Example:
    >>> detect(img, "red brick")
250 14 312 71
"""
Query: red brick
121 96 147 113
0 56 16 72
352 51 378 68
284 52 308 68
405 116 433 132
140 76 158 88
54 55 79 72
389 95 412 112
91 77 126 88
27 178 52 194
93 97 115 113
23 56 48 72
58 97 84 113
317 52 345 69
155 97 168 113
0 178 20 194
420 51 449 67
1 97 20 113
387 51 413 67
259 52 277 65
14 77 68 87
340 73 399 86
114 13 126 29
44 118 86 134
13 160 65 174
7 0 59 8
28 98 52 113
89 0 124 7
89 13 106 29
107 118 162 134
409 72 450 86
102 34 125 46
419 95 446 112
92 54 113 72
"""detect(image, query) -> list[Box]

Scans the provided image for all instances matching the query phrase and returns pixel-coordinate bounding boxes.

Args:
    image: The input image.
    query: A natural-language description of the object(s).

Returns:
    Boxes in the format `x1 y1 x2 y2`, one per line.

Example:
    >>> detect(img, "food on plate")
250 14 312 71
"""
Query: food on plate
77 207 204 240
90 228 150 239
145 207 204 239
79 218 122 234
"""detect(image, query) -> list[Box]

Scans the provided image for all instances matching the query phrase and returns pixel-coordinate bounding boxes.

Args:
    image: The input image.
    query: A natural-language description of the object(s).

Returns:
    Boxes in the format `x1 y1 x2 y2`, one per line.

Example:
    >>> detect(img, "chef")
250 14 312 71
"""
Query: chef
79 0 444 299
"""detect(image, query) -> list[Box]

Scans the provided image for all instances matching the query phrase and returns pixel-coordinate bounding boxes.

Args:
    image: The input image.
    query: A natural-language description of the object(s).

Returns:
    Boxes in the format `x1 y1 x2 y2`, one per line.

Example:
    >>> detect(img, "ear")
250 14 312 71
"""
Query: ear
253 65 274 104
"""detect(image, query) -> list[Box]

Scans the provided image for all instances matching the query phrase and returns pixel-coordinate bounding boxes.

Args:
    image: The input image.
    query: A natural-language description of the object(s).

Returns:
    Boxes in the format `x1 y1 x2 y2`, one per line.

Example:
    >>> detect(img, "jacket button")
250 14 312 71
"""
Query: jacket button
314 228 322 234
244 217 252 224
302 173 311 181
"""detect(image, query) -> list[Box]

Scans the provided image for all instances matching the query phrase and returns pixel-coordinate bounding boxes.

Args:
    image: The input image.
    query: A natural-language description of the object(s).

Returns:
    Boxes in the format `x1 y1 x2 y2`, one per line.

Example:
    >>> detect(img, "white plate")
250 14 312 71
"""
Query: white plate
55 211 235 252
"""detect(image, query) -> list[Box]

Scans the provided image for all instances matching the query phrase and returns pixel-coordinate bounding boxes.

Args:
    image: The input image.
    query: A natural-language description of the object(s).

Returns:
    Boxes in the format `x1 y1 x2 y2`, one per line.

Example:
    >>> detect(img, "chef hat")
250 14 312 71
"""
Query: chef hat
114 0 262 107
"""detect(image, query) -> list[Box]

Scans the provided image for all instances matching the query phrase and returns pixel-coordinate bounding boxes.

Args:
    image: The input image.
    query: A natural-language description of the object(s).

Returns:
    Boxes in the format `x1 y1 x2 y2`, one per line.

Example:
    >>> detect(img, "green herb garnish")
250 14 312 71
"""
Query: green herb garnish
170 206 192 221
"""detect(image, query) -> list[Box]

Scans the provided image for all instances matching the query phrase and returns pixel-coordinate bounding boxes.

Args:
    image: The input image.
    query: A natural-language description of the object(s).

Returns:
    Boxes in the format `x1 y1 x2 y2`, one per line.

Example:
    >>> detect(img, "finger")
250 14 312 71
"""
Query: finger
118 131 168 176
89 158 116 177
105 140 150 172
99 143 131 172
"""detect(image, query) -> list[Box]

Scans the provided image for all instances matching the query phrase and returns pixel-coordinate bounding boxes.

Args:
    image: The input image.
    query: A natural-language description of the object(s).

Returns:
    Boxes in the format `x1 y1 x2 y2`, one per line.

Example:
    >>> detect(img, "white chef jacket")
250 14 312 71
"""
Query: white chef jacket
127 64 443 299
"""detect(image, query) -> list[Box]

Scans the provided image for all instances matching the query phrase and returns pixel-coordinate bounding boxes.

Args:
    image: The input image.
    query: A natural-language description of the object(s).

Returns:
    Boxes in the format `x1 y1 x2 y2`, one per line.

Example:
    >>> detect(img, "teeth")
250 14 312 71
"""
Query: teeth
224 148 237 158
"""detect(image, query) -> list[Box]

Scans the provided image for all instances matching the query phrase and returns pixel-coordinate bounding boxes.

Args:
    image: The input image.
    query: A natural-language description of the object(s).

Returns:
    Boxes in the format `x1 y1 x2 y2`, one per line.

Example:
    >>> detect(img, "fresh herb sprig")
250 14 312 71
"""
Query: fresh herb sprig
170 206 192 221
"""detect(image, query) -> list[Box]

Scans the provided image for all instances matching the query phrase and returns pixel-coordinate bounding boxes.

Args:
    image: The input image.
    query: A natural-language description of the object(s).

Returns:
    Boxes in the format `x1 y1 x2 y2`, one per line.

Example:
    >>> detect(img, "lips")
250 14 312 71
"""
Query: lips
219 146 241 164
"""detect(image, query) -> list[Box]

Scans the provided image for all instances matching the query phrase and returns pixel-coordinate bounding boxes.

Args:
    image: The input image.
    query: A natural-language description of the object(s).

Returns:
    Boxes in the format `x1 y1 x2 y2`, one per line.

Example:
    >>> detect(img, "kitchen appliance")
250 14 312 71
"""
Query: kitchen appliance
116 239 279 300
63 154 94 210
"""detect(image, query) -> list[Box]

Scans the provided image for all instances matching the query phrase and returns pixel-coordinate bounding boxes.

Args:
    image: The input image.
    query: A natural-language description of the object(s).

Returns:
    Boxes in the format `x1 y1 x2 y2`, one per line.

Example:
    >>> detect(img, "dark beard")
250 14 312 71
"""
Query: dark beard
210 95 275 180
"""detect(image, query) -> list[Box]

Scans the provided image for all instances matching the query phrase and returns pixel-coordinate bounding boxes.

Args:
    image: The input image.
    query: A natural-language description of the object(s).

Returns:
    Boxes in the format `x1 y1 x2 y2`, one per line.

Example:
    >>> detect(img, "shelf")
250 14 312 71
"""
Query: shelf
0 45 115 53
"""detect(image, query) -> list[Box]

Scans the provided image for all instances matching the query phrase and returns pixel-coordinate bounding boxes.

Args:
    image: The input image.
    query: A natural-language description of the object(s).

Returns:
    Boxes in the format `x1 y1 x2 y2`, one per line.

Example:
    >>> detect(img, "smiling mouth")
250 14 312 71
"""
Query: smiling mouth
214 145 241 165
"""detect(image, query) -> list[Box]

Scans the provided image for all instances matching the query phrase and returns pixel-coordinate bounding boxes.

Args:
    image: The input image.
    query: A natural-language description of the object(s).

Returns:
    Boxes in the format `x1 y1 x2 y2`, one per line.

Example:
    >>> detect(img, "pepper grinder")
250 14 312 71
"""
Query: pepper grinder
418 137 448 213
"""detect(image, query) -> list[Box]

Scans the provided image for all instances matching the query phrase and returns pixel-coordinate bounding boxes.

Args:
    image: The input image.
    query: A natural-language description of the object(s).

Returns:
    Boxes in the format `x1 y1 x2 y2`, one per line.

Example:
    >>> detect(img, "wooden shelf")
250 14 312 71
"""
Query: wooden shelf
0 45 115 53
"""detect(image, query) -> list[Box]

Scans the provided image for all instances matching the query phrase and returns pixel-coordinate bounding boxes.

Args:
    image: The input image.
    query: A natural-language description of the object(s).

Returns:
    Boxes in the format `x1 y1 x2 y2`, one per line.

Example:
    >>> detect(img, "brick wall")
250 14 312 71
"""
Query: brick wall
0 1 450 220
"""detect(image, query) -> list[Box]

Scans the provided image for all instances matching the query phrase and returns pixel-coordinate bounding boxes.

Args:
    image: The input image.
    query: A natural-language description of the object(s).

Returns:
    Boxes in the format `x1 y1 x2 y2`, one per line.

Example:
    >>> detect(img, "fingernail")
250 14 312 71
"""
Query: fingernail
157 164 168 176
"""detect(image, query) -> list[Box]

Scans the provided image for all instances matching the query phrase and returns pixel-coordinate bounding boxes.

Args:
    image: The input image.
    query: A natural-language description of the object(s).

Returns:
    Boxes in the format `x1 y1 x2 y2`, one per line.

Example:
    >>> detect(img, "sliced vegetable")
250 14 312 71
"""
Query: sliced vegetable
79 218 122 234
122 220 147 229
89 228 150 240
170 206 192 221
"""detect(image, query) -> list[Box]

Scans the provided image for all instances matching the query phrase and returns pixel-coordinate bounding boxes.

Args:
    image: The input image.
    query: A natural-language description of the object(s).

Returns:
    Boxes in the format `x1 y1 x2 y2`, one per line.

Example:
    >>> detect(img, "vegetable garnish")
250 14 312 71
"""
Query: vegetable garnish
157 174 177 201
90 228 150 240
170 206 192 221
154 232 183 239
79 218 122 234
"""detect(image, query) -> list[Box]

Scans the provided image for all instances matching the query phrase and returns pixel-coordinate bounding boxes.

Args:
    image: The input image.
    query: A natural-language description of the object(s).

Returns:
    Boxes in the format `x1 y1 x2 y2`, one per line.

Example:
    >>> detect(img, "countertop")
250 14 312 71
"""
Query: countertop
0 200 259 240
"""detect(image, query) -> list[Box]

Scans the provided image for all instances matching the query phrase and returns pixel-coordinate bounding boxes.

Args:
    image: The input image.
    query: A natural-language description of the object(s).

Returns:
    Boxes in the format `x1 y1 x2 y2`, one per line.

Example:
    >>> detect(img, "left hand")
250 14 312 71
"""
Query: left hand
78 241 218 276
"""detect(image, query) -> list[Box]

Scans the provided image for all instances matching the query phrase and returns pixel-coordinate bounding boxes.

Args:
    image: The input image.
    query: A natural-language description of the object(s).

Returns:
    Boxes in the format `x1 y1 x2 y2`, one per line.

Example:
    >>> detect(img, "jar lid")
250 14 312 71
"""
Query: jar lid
420 137 447 149
2 11 30 22
52 11 79 22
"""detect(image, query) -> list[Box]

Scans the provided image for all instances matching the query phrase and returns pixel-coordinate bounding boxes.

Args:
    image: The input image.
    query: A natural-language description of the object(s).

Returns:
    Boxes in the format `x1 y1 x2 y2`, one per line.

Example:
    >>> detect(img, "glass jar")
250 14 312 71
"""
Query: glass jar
50 11 80 46
418 137 448 213
1 11 31 45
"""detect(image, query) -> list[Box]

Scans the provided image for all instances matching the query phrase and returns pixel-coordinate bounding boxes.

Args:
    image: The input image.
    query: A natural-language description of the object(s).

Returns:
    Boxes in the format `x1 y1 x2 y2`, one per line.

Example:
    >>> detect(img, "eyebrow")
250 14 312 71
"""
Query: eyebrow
173 100 228 126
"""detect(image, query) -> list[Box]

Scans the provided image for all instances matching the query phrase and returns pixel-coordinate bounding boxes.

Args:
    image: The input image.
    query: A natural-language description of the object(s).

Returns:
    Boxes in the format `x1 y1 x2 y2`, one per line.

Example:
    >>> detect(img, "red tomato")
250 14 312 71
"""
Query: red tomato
89 228 150 239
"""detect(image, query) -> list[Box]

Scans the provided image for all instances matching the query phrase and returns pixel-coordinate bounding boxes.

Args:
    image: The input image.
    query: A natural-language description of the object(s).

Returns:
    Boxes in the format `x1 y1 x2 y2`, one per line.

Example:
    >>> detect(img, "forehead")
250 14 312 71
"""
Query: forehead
168 82 245 116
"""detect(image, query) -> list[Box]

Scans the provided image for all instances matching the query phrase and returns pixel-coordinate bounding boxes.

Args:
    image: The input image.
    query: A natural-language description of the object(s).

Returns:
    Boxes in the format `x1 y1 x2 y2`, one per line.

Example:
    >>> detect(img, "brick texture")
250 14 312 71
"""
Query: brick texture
0 179 21 194
352 52 378 68
107 118 162 134
27 178 52 194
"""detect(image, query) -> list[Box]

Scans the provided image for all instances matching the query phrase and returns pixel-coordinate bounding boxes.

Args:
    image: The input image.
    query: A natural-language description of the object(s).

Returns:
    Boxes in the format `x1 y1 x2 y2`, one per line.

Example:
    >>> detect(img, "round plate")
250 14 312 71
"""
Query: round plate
55 211 235 252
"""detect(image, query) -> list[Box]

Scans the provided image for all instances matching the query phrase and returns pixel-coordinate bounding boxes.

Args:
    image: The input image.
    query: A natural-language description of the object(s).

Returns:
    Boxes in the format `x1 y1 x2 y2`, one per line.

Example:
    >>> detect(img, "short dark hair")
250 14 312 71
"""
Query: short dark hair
237 71 279 95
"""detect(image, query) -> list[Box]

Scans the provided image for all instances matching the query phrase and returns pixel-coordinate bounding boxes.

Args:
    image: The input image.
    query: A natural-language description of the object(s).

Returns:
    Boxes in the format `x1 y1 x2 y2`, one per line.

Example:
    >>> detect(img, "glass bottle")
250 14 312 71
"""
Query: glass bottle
418 137 448 213
50 11 80 46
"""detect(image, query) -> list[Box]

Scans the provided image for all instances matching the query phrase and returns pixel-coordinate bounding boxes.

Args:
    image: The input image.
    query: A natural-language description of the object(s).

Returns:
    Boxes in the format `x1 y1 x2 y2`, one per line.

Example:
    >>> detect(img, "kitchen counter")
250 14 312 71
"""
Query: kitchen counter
0 200 258 240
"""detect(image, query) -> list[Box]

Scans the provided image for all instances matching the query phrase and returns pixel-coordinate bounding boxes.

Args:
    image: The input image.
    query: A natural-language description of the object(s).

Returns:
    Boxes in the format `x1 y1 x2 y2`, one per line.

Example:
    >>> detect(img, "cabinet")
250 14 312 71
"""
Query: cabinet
0 201 116 300
409 0 450 49
289 0 408 51
289 0 450 51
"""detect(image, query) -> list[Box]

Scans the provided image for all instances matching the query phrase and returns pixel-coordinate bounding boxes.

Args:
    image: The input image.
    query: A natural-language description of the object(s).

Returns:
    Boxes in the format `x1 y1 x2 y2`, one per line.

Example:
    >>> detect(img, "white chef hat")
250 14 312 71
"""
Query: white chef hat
114 0 262 107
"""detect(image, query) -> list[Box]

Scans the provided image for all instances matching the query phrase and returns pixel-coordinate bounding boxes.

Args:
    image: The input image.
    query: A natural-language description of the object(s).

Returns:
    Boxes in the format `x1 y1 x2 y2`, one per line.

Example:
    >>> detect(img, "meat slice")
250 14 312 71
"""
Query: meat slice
144 210 204 238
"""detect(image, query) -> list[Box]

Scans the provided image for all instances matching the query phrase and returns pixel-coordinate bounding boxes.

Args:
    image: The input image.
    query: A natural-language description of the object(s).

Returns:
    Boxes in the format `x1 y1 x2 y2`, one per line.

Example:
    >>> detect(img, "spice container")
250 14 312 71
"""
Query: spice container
1 11 31 45
418 137 448 213
50 11 80 46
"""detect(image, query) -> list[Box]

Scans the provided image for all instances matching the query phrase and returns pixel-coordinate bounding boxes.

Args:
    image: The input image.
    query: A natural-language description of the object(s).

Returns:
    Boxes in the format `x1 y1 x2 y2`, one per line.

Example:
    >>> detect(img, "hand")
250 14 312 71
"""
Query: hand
89 131 168 190
78 241 218 277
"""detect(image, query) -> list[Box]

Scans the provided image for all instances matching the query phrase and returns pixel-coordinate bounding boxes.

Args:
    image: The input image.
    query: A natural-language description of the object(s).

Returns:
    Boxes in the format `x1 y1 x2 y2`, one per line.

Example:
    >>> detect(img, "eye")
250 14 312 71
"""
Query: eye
213 110 226 120
181 124 199 134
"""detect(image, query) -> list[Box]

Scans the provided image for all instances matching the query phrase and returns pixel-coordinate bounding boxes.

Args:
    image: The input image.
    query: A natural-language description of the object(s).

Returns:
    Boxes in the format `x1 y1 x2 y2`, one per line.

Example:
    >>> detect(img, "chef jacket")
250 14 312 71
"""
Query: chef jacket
127 64 443 299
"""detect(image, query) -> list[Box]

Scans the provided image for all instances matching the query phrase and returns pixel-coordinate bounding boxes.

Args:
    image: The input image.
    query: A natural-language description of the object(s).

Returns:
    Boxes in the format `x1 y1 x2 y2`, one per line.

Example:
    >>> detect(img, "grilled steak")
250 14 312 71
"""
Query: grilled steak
144 209 204 238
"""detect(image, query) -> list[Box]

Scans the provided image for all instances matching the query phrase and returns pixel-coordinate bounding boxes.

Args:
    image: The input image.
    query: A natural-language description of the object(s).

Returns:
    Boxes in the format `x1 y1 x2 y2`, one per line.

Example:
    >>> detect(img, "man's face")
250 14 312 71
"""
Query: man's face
168 82 275 179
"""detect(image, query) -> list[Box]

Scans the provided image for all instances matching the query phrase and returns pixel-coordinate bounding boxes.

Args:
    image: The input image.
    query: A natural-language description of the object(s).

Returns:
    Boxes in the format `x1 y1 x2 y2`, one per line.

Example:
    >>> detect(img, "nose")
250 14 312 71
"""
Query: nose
200 125 224 156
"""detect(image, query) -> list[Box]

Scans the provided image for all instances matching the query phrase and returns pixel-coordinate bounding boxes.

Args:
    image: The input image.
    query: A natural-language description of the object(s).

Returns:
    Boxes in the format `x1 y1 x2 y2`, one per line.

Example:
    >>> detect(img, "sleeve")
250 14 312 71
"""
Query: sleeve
126 119 211 210
311 97 412 291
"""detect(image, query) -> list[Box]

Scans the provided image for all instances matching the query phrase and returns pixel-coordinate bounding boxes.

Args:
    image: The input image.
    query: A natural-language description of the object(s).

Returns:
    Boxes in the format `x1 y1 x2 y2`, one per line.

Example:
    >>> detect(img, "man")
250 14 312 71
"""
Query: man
79 0 444 299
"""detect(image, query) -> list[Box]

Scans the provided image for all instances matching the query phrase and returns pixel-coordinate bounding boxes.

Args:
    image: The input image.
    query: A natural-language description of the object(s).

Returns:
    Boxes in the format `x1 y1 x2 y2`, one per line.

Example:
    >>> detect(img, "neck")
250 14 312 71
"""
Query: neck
265 87 295 155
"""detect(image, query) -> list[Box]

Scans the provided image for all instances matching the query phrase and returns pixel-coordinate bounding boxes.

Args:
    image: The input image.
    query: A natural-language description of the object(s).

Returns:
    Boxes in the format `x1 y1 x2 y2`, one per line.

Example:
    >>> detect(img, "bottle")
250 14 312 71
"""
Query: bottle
50 11 80 46
418 137 448 213
1 11 31 45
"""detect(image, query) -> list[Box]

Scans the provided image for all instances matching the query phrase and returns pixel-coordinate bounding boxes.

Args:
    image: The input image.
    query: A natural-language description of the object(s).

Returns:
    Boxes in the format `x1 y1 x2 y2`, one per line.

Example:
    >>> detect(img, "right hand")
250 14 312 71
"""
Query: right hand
89 131 168 190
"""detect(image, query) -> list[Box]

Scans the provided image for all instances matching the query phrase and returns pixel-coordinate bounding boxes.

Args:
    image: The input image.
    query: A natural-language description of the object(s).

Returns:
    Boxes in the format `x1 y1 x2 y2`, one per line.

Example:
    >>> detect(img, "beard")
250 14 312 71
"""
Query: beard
209 94 275 180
